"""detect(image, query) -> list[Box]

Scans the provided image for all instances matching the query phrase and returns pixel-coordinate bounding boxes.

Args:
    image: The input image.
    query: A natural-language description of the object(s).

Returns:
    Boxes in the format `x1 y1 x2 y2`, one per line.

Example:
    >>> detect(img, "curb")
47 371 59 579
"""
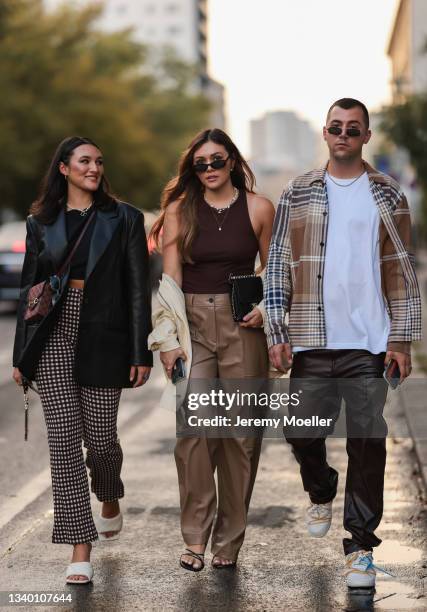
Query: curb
401 360 427 492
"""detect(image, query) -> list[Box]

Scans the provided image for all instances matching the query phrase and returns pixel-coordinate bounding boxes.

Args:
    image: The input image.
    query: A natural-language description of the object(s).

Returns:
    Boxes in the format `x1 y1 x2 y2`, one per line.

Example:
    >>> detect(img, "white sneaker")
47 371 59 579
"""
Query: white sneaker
345 550 394 588
345 551 376 588
305 501 332 537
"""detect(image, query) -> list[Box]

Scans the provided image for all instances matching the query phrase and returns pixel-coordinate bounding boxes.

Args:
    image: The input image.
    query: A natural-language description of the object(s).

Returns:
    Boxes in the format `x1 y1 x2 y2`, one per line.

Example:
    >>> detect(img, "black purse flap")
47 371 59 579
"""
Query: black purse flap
232 275 263 303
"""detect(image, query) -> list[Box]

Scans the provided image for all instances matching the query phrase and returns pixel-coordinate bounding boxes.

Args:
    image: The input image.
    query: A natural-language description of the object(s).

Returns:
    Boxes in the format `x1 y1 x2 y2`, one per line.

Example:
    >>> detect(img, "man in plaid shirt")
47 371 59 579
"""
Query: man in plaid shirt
264 98 421 588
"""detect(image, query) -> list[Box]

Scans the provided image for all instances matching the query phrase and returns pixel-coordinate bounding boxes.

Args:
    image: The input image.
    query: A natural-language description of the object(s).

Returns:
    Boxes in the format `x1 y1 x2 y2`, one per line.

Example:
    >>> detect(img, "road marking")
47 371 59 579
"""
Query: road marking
0 378 164 541
0 467 51 530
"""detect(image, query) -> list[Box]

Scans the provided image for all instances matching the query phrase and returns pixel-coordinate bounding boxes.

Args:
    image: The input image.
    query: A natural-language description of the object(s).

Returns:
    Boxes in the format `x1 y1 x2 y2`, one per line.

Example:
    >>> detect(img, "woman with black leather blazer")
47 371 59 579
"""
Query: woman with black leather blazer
12 136 153 584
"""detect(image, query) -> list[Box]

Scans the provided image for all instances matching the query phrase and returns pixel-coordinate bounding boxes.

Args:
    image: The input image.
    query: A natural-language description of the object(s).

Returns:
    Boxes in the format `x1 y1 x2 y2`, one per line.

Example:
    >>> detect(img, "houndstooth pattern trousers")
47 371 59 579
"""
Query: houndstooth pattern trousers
35 288 123 544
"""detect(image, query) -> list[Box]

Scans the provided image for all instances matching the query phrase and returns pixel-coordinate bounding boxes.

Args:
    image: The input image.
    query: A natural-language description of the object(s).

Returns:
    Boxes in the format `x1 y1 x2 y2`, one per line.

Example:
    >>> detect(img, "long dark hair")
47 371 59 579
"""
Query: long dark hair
30 136 117 223
150 128 256 262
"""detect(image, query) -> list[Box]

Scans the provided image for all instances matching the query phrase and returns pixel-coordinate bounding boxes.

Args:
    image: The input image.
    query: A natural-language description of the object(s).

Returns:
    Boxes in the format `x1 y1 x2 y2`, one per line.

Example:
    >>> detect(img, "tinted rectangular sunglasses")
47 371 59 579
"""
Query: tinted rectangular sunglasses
327 126 361 137
193 155 230 173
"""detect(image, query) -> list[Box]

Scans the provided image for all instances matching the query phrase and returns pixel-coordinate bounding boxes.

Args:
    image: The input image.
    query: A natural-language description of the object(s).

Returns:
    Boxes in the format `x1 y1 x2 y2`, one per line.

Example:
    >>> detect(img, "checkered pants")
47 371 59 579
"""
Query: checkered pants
35 288 123 544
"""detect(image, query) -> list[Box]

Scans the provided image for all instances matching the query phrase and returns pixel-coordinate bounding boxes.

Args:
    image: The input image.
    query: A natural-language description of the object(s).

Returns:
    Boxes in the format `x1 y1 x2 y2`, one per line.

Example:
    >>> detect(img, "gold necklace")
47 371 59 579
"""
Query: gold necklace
66 201 94 217
205 187 239 232
209 205 231 232
205 188 239 231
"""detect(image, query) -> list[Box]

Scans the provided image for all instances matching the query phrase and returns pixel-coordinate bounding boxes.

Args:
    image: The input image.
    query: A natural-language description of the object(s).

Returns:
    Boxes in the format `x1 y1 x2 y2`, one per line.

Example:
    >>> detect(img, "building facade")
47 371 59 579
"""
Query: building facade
388 0 427 102
250 110 320 202
45 0 225 128
250 111 318 174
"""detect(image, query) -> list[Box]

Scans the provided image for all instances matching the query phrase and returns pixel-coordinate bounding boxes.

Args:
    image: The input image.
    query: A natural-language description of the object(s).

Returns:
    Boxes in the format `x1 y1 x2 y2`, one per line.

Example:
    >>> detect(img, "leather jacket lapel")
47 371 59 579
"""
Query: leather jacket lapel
85 205 121 281
44 208 67 272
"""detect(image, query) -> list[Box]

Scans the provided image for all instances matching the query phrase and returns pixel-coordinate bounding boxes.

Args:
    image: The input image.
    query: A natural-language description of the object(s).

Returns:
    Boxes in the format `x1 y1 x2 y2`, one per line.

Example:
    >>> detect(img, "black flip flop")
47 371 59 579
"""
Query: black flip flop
180 548 205 572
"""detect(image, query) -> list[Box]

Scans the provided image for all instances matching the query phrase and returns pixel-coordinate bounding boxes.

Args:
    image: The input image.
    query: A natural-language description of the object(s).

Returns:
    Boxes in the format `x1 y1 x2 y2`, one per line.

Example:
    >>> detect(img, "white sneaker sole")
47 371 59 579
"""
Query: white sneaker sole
346 572 376 588
306 522 331 538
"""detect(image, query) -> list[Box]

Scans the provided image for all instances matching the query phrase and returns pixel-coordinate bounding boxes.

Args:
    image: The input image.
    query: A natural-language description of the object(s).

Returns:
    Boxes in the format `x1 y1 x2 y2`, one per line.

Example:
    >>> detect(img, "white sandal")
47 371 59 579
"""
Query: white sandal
65 562 94 584
94 512 123 541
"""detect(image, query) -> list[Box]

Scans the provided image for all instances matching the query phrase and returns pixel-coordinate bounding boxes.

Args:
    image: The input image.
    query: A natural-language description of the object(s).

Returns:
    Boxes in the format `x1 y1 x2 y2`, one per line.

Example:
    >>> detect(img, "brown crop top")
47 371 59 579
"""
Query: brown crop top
182 190 259 294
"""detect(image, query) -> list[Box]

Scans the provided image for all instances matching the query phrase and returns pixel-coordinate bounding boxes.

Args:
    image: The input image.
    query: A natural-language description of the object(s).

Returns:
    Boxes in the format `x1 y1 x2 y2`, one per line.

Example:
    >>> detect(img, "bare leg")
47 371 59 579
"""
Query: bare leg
68 543 92 581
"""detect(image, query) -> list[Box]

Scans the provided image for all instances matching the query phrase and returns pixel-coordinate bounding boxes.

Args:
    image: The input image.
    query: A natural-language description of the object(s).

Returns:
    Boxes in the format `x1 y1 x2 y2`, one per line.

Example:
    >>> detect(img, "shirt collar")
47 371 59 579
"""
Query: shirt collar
309 160 388 186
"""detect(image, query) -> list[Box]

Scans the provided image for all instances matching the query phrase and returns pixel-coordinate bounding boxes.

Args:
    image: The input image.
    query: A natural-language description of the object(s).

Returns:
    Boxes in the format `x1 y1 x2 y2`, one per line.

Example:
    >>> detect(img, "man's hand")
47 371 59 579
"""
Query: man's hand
269 343 293 372
160 347 186 379
384 350 412 382
129 366 152 388
240 307 263 328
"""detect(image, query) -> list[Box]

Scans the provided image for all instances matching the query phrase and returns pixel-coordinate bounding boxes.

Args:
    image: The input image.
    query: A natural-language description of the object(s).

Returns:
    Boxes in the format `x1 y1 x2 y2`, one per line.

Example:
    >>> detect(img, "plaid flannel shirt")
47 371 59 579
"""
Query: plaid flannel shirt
264 162 422 354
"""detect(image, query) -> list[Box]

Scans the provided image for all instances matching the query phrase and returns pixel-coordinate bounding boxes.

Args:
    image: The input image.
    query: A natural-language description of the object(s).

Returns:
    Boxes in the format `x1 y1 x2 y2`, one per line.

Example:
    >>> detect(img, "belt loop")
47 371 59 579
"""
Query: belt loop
186 293 194 308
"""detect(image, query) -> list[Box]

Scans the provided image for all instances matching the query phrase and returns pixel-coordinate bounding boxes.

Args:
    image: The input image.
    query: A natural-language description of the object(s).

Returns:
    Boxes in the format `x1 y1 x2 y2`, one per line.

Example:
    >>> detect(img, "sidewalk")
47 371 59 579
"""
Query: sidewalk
1 365 426 611
402 249 427 490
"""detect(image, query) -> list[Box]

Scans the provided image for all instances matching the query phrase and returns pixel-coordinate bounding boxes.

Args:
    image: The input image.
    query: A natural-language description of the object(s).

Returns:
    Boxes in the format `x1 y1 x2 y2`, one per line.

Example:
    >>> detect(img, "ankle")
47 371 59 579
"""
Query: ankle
185 543 205 554
71 543 92 562
101 500 120 518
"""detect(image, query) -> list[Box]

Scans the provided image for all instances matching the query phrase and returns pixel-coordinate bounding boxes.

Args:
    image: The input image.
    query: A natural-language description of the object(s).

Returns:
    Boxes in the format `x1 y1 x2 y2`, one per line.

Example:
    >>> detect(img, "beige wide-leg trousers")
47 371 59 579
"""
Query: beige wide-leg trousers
174 293 268 561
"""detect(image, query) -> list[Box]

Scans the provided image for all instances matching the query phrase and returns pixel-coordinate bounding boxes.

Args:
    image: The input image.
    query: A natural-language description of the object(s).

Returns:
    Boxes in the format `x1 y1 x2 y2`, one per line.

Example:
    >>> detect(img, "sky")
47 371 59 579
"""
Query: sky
207 0 400 155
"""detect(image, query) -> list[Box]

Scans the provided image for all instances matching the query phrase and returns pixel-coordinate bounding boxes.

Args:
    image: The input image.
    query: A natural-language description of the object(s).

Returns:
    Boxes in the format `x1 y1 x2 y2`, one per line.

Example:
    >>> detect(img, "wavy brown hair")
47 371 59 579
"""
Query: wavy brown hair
30 136 117 224
150 128 256 262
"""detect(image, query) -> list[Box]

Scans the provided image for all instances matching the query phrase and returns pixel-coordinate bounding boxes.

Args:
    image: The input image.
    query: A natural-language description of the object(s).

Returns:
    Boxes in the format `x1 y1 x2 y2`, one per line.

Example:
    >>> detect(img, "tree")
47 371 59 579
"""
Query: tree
381 95 427 240
0 0 210 217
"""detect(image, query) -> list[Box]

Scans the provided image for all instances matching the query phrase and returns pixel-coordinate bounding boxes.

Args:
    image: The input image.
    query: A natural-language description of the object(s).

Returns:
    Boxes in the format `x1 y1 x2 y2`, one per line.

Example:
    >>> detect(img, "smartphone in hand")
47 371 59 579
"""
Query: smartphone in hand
383 359 401 390
172 357 186 385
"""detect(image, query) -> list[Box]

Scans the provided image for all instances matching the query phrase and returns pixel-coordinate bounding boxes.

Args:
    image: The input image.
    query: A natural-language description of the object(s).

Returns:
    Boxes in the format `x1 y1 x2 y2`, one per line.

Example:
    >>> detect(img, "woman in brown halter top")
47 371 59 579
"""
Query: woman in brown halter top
150 129 274 571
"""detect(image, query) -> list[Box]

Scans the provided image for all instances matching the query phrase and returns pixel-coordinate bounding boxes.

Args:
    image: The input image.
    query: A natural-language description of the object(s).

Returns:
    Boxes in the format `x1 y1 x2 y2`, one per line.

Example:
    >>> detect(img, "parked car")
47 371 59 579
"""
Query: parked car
0 221 26 304
144 210 163 291
0 210 162 306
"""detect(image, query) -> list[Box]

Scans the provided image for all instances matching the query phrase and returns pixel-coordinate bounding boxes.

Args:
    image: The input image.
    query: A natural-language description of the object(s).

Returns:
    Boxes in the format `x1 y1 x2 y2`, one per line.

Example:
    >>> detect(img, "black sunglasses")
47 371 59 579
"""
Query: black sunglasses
193 155 230 173
327 126 361 137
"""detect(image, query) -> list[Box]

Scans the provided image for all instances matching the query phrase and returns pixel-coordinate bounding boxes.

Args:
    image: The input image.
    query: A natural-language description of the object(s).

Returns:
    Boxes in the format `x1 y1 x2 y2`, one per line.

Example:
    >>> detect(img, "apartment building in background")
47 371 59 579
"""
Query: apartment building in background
388 0 427 102
250 111 320 202
45 0 225 128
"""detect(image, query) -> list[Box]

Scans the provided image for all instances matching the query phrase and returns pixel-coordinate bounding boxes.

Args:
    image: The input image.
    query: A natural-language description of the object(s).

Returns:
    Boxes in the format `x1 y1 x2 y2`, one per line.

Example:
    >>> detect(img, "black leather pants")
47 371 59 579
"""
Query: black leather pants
286 349 388 555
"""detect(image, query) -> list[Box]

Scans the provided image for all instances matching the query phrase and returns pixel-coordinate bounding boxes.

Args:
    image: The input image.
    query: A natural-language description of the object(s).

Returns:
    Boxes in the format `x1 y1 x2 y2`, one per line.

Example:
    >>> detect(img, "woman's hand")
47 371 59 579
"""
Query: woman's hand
13 367 23 386
129 366 152 388
239 307 263 328
160 347 186 379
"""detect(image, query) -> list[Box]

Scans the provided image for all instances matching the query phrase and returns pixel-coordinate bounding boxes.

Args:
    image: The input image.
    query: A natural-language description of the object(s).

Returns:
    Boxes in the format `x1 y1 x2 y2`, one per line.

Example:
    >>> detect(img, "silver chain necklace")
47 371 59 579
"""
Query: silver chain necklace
327 171 365 188
205 187 239 214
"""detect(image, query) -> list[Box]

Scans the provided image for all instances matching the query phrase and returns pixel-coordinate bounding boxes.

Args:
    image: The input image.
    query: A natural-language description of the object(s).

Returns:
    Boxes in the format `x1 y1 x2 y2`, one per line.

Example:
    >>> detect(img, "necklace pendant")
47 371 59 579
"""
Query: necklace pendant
219 227 222 231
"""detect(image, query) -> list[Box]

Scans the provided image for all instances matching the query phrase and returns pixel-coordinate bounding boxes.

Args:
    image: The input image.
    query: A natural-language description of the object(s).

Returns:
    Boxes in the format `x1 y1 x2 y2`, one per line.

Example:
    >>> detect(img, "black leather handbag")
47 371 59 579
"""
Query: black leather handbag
229 273 263 322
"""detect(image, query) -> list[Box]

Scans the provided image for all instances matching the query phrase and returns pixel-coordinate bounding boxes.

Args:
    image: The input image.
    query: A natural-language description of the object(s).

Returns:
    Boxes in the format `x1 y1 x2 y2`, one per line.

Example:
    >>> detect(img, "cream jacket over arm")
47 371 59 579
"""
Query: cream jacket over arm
148 273 192 410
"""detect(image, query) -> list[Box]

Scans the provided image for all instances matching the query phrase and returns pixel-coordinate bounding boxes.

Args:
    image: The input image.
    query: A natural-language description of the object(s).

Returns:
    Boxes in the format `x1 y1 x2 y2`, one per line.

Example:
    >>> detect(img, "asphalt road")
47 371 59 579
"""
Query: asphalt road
0 308 427 610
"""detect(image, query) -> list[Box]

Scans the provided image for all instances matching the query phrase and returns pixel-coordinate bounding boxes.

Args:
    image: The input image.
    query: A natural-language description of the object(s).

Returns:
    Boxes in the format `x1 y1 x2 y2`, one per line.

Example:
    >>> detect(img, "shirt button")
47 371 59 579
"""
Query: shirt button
317 306 322 311
323 211 327 216
320 242 325 247
317 274 322 280
208 297 214 303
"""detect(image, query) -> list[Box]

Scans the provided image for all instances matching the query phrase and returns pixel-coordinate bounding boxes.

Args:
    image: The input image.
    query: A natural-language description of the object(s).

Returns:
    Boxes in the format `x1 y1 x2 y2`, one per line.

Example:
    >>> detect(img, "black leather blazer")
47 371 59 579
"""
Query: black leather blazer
13 200 153 388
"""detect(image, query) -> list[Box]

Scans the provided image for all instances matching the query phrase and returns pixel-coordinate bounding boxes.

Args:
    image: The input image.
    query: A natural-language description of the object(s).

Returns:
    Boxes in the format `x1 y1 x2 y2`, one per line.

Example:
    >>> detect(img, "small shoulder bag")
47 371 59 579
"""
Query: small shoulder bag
24 209 95 323
228 272 263 322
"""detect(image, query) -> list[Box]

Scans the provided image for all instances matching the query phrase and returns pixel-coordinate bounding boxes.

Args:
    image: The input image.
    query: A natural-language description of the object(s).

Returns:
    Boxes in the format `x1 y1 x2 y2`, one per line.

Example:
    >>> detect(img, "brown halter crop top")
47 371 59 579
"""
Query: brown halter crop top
182 190 259 294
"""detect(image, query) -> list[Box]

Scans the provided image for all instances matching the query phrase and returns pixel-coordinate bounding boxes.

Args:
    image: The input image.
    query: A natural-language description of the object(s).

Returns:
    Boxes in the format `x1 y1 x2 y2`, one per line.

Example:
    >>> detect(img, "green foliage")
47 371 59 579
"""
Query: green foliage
381 95 427 238
0 0 211 216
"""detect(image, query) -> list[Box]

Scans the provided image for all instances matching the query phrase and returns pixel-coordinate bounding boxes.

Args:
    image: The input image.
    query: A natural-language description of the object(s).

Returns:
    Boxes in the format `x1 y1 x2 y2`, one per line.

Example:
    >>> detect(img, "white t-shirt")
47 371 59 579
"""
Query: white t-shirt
293 171 390 354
